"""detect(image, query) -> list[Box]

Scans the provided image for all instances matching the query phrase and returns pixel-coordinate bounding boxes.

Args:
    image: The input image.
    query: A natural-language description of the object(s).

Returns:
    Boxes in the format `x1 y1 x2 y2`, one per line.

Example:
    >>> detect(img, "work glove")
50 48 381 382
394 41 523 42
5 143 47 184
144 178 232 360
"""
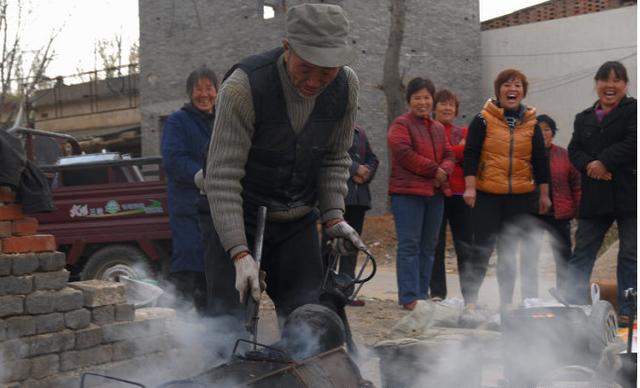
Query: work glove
324 220 369 256
194 169 204 192
233 254 261 304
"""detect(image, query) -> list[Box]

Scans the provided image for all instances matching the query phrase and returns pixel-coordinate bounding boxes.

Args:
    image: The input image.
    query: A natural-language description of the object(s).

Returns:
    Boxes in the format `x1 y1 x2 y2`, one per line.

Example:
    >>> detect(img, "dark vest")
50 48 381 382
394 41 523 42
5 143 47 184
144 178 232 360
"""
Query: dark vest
224 47 349 213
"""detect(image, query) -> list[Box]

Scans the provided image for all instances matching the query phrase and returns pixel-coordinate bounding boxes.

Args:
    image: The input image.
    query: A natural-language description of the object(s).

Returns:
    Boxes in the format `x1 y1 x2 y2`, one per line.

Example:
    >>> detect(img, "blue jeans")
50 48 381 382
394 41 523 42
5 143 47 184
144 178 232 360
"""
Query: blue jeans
391 194 444 305
566 215 637 315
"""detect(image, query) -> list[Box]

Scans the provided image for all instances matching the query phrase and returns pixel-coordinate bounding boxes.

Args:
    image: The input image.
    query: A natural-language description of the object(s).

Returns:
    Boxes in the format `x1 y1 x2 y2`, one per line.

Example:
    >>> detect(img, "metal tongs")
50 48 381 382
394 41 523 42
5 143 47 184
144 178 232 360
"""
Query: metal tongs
245 206 267 350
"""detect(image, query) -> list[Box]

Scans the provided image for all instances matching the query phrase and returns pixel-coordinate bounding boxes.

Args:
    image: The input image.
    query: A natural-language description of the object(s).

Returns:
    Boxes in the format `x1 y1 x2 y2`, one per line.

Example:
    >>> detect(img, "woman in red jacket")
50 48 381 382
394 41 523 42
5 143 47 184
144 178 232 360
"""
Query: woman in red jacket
430 89 473 302
388 77 455 310
520 114 581 299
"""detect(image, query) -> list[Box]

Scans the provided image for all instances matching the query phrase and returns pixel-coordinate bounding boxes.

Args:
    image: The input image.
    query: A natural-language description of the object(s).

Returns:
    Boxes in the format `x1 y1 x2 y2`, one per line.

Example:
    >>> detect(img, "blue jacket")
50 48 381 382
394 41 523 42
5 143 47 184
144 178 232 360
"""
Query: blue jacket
161 104 214 215
161 104 214 273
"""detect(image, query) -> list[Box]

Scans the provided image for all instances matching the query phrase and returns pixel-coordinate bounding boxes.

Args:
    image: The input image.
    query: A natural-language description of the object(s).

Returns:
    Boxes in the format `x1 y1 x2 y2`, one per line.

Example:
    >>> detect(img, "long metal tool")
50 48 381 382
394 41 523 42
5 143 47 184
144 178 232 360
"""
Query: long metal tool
245 206 267 350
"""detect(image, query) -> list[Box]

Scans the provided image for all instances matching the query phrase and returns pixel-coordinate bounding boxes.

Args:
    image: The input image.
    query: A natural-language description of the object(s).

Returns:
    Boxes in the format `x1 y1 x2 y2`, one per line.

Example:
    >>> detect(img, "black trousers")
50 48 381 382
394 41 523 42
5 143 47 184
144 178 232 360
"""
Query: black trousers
431 195 473 300
467 191 537 306
519 215 572 298
199 211 324 323
321 206 367 279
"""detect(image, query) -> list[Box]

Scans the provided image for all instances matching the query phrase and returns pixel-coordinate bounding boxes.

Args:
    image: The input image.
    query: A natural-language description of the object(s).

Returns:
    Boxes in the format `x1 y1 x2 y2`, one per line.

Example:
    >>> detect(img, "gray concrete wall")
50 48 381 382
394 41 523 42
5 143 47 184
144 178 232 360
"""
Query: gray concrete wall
481 5 637 147
139 0 482 215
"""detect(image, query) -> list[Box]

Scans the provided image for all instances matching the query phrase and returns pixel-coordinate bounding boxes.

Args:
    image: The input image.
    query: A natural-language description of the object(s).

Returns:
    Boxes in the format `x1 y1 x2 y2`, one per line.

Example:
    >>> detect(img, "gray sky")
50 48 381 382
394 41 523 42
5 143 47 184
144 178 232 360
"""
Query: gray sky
18 0 547 77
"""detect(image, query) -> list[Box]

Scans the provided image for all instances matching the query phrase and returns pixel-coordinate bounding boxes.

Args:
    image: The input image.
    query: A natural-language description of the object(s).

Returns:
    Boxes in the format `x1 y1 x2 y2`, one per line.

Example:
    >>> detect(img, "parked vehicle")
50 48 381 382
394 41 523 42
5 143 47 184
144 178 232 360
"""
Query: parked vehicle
9 127 172 281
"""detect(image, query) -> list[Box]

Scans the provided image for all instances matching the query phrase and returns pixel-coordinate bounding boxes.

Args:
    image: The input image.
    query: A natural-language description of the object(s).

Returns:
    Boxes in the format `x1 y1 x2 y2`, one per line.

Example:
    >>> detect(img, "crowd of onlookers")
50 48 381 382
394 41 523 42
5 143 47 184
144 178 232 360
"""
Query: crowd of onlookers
386 60 636 327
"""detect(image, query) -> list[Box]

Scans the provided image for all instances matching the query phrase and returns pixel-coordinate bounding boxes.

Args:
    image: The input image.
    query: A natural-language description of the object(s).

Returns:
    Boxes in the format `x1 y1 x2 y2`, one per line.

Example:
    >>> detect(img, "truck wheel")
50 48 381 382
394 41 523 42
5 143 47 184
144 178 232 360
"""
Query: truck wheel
81 245 152 281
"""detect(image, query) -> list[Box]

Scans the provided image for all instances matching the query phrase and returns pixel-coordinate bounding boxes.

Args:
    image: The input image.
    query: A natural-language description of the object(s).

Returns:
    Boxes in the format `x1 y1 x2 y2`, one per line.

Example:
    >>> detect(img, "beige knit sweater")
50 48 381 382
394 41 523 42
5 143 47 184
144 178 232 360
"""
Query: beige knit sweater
204 53 359 257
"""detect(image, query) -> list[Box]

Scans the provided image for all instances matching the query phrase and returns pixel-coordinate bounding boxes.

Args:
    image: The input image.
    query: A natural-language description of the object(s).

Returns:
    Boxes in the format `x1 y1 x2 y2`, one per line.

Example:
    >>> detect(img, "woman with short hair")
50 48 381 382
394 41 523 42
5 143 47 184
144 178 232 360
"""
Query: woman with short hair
388 77 455 311
463 69 551 309
430 89 473 302
161 66 219 313
519 114 581 299
566 61 636 324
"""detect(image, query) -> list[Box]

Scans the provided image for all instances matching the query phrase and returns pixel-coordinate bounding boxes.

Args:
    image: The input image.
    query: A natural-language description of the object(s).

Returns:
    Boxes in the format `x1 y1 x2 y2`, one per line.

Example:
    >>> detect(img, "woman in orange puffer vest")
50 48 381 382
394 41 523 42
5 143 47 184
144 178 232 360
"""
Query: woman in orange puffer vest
462 69 551 310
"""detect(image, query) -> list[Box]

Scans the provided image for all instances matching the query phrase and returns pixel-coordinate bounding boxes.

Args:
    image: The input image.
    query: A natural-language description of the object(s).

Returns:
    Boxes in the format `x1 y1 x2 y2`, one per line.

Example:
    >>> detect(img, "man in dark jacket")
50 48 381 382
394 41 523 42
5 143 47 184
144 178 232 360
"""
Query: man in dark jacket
323 125 379 306
566 61 636 321
161 66 218 313
203 4 365 325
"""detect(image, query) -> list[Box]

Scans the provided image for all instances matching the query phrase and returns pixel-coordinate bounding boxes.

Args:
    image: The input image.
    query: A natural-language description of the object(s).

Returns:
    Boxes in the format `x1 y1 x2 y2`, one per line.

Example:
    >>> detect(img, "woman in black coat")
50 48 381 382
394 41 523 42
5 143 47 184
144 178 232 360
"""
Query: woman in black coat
566 61 636 324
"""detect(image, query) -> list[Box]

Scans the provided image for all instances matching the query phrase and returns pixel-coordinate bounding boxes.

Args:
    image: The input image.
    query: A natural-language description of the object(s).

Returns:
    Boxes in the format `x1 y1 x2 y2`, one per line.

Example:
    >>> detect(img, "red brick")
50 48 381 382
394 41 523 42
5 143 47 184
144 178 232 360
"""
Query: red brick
0 204 23 221
2 235 57 254
0 221 11 238
12 217 39 237
0 186 16 204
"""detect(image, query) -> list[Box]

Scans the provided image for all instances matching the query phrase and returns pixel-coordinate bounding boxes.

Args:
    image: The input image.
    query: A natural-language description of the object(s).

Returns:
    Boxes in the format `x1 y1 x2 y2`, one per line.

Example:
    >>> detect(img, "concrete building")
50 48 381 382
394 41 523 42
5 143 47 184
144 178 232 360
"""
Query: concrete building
32 72 141 155
481 3 637 146
138 0 482 214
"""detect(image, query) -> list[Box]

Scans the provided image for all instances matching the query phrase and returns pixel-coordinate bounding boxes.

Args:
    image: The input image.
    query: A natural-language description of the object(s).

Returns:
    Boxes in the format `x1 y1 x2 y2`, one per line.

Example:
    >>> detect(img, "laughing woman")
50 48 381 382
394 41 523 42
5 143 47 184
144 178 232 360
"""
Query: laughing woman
566 61 636 324
388 77 454 311
462 69 551 309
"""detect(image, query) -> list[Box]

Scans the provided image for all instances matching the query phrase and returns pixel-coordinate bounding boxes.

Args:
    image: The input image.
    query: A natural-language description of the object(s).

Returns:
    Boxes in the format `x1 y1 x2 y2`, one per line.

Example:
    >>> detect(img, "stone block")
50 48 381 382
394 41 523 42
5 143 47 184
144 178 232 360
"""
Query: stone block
0 359 30 383
64 308 90 330
11 217 38 237
112 340 135 361
33 270 69 290
68 280 126 307
1 234 56 254
18 374 78 388
0 275 32 295
25 291 54 314
29 354 59 380
59 344 112 371
0 256 10 276
0 205 22 222
34 312 64 334
52 287 84 312
91 304 115 326
74 324 103 350
11 253 39 275
0 319 6 341
0 339 29 361
38 252 66 272
101 320 150 343
0 221 10 238
6 316 35 338
114 303 135 322
0 295 23 317
29 330 75 357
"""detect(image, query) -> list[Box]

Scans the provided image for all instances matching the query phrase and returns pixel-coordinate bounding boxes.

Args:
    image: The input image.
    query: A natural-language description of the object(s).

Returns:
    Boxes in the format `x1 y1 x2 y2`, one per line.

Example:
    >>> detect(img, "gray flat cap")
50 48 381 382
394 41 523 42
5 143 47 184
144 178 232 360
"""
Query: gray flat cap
286 3 355 68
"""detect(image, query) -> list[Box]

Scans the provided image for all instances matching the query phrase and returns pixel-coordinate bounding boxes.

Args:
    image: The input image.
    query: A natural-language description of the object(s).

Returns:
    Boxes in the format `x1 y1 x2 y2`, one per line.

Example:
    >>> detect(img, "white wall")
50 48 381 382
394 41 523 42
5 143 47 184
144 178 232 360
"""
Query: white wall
481 6 637 147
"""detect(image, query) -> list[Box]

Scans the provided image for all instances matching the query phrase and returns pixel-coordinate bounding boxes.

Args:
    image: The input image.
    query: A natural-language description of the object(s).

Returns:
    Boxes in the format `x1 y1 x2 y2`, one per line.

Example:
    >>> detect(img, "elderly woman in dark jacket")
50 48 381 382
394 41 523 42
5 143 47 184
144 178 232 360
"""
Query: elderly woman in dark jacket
161 66 218 312
566 61 636 323
323 125 379 306
388 77 454 310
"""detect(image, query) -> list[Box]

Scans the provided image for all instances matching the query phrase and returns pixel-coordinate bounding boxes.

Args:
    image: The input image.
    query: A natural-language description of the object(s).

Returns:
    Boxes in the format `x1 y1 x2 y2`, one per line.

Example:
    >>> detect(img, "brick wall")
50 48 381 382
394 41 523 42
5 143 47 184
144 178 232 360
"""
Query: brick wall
481 0 636 30
0 186 177 387
139 0 482 214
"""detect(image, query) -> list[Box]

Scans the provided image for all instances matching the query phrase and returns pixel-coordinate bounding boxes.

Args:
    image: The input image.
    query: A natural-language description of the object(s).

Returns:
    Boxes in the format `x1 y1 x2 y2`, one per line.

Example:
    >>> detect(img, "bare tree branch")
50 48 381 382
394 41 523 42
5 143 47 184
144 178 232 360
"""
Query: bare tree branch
382 0 407 129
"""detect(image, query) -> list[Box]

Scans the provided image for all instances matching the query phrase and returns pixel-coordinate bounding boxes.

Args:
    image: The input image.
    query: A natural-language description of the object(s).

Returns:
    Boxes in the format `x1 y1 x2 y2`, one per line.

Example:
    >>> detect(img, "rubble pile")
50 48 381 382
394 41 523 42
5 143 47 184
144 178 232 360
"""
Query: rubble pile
0 186 176 388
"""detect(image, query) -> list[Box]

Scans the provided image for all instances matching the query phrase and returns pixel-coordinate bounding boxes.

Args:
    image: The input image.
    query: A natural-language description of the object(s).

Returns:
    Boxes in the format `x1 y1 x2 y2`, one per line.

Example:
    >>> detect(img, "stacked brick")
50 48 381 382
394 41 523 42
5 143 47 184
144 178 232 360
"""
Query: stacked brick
0 187 176 387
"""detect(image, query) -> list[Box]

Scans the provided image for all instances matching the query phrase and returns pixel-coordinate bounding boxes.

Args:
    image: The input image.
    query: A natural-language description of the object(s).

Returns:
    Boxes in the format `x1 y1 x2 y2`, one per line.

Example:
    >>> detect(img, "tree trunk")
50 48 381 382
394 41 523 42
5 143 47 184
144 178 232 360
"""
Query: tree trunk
382 0 406 129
